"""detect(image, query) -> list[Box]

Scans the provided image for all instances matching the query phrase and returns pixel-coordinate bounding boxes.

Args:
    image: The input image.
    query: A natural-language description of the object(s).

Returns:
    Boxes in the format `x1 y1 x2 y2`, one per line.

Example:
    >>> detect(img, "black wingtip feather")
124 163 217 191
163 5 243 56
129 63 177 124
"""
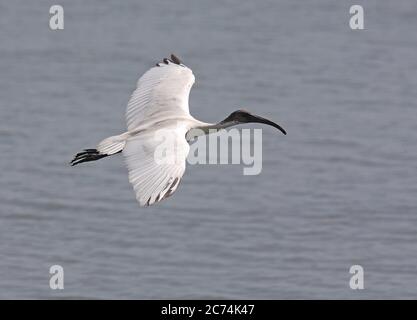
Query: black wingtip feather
170 54 181 65
156 54 183 67
70 149 108 166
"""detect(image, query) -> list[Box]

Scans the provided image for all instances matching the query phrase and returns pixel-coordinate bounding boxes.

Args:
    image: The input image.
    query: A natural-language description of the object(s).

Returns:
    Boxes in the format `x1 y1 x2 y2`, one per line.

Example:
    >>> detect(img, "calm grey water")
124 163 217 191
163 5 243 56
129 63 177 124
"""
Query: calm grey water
1 0 417 299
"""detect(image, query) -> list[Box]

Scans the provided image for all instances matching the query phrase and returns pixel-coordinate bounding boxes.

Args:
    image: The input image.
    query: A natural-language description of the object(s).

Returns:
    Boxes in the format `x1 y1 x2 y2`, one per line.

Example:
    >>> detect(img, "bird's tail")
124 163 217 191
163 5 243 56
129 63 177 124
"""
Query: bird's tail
70 132 129 166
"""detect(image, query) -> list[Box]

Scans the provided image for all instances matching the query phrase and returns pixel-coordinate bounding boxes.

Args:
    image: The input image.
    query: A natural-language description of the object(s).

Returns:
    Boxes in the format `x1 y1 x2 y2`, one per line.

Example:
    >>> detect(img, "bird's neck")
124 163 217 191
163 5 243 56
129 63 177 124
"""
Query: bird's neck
202 120 237 130
186 120 237 141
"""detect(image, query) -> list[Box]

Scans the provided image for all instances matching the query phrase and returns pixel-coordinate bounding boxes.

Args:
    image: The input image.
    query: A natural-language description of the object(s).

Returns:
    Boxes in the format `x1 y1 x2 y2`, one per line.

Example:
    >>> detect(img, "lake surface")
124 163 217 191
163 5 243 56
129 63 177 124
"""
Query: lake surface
1 0 417 299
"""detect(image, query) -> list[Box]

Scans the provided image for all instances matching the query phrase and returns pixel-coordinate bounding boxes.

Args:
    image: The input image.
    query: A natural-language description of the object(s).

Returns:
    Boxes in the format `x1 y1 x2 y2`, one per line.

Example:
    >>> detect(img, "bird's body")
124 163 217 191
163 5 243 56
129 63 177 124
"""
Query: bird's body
71 54 286 206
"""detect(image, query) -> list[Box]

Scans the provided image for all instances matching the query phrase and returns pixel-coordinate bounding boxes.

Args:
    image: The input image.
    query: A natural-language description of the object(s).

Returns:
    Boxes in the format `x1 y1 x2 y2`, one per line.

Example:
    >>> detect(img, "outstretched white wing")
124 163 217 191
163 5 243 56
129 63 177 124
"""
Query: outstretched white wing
125 56 195 132
123 124 190 206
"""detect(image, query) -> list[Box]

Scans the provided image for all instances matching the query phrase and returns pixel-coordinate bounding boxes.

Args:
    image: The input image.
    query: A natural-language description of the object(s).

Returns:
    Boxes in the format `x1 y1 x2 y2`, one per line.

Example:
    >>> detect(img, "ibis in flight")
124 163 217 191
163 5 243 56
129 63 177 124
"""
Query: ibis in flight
71 54 286 206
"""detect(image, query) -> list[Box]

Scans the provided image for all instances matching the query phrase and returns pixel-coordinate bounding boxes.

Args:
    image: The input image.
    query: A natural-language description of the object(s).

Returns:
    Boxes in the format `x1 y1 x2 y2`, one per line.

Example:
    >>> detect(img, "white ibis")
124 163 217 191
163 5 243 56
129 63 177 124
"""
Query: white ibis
71 54 286 206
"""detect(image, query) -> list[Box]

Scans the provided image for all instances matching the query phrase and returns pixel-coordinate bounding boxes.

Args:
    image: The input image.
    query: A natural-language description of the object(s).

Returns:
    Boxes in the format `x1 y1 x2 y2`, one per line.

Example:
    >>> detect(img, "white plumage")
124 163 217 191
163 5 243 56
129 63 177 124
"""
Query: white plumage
123 125 189 206
126 59 195 131
122 59 197 205
71 54 286 207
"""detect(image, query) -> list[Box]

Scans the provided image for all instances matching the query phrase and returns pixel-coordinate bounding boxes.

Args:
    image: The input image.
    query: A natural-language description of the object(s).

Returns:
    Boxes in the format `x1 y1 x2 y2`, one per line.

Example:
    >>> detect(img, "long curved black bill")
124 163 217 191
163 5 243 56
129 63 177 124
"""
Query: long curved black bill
248 114 287 135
